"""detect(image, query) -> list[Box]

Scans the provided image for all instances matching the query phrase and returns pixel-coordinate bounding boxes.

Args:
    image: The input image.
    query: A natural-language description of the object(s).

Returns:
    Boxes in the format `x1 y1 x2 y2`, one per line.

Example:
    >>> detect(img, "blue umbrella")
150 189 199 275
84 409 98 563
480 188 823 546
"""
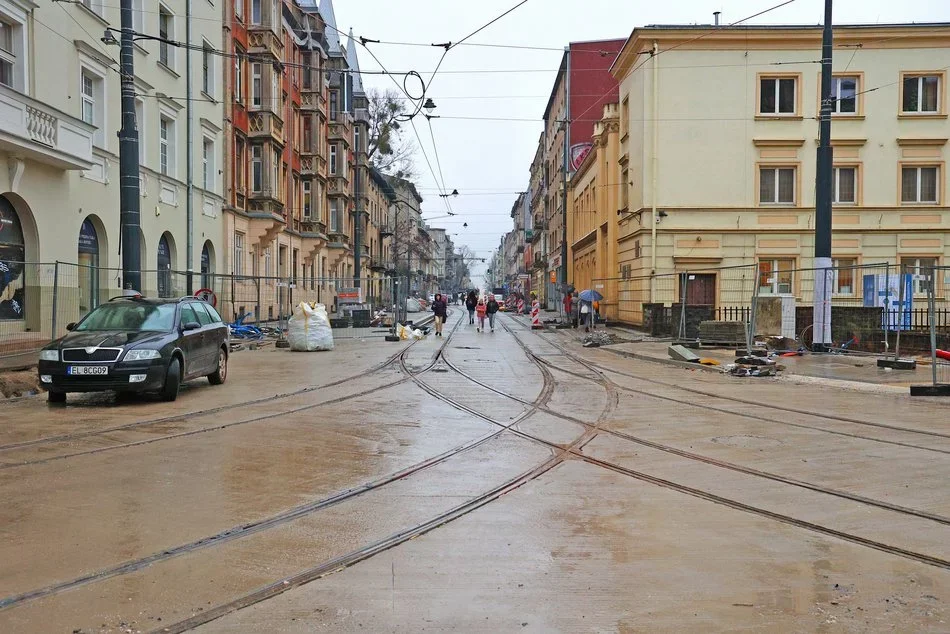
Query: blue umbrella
578 289 603 302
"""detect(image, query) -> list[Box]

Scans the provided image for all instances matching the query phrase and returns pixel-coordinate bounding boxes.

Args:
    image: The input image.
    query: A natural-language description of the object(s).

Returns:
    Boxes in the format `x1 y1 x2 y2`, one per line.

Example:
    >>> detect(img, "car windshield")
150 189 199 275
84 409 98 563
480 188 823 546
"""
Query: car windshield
75 303 178 332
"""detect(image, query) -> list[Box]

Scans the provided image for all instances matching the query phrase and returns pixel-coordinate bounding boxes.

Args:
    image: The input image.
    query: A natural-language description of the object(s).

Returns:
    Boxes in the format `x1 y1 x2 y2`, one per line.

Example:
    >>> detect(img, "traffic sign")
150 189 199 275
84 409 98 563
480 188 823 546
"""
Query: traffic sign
194 288 217 307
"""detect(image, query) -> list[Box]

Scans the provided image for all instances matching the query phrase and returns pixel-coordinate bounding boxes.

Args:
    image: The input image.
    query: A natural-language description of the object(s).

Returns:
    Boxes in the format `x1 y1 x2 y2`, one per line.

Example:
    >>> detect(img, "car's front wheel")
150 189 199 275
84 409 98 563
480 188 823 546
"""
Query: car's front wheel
47 390 66 404
160 357 181 402
208 347 228 385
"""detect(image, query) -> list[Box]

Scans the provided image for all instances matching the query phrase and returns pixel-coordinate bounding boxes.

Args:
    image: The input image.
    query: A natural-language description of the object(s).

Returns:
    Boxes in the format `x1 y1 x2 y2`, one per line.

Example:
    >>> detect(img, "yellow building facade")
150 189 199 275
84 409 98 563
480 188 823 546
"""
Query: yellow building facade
569 104 622 320
610 23 950 325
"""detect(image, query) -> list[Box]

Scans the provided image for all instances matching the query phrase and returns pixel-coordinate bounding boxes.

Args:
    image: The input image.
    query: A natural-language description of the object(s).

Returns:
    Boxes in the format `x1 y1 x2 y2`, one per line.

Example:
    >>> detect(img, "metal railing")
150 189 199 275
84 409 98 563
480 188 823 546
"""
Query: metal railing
594 261 950 355
0 261 409 361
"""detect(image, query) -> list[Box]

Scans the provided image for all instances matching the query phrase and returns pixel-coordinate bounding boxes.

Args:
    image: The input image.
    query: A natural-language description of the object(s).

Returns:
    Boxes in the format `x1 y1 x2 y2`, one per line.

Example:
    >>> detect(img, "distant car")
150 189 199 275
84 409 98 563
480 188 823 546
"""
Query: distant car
493 293 506 310
37 295 230 403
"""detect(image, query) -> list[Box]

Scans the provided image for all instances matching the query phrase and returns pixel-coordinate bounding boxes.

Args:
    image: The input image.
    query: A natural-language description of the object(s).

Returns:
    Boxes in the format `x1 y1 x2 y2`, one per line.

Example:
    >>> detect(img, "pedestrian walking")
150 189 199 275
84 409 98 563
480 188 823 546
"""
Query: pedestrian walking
475 297 487 332
563 292 573 325
580 299 592 333
466 290 477 324
486 295 500 332
432 293 448 337
571 292 580 328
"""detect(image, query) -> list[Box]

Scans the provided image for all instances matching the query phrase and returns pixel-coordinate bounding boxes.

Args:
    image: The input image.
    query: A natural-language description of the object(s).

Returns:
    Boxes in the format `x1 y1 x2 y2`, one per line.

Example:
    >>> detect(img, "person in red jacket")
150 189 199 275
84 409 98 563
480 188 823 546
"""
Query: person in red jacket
475 297 487 332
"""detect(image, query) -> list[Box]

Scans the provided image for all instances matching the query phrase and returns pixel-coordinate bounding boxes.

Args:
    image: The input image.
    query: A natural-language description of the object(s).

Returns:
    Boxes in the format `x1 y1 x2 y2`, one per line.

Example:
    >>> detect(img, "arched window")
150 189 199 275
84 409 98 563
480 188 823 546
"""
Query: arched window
78 218 100 314
200 241 214 289
0 195 26 320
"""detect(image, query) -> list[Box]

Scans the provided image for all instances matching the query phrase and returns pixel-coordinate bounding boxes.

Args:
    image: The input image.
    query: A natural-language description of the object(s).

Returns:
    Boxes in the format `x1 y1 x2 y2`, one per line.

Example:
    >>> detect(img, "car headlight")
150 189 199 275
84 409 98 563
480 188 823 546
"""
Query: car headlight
124 349 162 361
39 350 59 361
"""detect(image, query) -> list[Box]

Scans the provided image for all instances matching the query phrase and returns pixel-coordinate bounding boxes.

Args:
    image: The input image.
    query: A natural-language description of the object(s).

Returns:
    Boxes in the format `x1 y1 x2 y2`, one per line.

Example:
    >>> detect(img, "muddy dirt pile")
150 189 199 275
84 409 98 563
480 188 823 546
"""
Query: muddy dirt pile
0 370 39 398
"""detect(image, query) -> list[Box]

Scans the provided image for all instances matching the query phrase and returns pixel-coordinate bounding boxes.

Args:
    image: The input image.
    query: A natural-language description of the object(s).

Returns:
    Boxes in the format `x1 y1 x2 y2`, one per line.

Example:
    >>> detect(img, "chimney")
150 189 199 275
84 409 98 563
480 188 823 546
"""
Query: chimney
714 11 721 26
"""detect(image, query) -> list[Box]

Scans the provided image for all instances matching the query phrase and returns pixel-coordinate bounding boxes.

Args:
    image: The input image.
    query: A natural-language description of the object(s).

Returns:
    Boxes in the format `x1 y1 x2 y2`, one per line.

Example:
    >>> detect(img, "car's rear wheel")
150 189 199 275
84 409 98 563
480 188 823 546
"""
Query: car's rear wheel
47 390 66 404
160 357 181 402
208 348 228 385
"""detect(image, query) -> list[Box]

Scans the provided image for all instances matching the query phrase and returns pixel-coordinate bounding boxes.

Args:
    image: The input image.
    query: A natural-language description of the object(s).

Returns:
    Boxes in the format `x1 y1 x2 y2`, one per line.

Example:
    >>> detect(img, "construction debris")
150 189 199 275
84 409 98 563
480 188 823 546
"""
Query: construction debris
668 344 701 363
724 355 779 377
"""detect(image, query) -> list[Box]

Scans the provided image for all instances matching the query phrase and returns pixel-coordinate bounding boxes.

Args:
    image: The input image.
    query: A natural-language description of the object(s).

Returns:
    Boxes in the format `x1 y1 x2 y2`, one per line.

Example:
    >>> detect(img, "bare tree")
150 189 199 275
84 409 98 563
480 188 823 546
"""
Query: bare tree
367 89 417 180
445 245 481 290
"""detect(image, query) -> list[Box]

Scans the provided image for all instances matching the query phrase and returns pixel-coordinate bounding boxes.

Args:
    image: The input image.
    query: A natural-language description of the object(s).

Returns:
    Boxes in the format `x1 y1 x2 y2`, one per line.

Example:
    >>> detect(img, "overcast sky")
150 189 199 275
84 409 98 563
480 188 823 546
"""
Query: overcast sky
334 0 949 286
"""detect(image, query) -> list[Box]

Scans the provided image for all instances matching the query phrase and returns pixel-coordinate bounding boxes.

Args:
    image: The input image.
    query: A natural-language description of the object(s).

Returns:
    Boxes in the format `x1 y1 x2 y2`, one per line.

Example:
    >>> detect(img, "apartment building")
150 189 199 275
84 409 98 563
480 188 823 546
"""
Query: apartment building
533 39 624 309
569 103 621 320
0 0 224 333
610 23 950 324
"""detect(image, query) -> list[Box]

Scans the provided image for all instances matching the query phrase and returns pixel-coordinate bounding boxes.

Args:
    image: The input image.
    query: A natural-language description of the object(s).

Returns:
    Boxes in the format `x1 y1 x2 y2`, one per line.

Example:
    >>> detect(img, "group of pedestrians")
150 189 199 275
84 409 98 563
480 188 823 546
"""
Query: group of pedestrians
563 291 597 332
464 290 498 332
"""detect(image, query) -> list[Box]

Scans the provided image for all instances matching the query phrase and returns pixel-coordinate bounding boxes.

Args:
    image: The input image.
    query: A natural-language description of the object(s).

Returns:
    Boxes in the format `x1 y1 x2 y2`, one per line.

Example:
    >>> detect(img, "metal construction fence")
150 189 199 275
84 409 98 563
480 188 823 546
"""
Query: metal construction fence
0 261 409 360
596 261 950 357
920 265 950 390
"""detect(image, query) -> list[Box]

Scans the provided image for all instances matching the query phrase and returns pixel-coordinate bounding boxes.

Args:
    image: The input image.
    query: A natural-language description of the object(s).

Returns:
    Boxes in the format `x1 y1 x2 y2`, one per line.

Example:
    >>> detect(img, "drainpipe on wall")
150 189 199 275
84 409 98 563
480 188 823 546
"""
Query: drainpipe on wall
650 40 659 302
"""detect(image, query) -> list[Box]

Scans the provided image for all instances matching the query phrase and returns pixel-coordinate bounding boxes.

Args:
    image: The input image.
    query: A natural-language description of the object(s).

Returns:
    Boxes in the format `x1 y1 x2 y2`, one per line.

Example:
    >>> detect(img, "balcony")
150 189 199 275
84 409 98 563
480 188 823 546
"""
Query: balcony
300 218 327 237
0 84 94 170
247 27 283 60
328 121 349 142
248 112 284 146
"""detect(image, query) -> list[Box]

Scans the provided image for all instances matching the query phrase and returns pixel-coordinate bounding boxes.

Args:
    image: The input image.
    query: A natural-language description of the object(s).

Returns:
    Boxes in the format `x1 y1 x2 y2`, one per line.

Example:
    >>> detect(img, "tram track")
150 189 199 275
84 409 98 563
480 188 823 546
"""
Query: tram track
506 316 950 453
0 317 456 469
0 311 558 615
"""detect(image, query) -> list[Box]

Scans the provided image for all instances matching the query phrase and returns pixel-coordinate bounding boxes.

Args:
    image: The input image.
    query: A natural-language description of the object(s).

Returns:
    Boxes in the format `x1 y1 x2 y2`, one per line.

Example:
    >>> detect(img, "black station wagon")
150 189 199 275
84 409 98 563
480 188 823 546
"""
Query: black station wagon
37 295 229 403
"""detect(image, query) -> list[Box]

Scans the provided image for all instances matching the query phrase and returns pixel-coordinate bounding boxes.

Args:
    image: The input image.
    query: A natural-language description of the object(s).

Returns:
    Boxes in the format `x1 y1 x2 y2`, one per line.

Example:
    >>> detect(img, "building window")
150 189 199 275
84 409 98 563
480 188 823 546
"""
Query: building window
759 76 796 115
234 48 244 103
758 258 794 295
759 167 796 205
901 166 939 204
0 18 15 88
131 0 143 36
251 63 262 107
135 98 146 165
80 71 95 125
902 257 937 294
291 174 298 216
159 116 176 176
251 144 262 192
833 166 857 204
902 74 940 113
235 137 245 192
271 72 280 110
302 115 312 152
202 136 214 191
302 52 311 89
264 246 272 277
354 126 361 154
202 42 214 98
621 97 629 137
330 199 341 232
329 144 337 175
832 258 856 295
250 0 261 24
831 76 858 114
272 148 280 196
235 0 243 20
81 0 103 16
620 168 629 210
234 232 245 276
158 6 174 69
302 180 312 217
271 0 279 29
330 90 338 121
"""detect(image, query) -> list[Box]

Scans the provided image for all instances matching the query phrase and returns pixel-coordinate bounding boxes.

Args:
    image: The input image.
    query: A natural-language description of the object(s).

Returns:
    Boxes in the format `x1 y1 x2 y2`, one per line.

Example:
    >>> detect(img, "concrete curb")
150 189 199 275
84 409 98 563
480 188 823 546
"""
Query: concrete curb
599 346 724 373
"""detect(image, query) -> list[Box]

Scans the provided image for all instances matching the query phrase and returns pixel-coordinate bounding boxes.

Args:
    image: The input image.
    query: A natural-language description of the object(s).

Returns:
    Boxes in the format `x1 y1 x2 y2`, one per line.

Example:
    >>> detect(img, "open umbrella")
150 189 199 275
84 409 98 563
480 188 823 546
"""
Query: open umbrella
578 289 603 302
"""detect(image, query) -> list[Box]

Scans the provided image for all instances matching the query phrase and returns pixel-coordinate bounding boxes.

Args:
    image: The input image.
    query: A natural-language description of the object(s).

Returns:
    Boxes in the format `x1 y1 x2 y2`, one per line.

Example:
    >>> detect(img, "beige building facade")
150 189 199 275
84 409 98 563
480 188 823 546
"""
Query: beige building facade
0 0 224 345
610 23 950 324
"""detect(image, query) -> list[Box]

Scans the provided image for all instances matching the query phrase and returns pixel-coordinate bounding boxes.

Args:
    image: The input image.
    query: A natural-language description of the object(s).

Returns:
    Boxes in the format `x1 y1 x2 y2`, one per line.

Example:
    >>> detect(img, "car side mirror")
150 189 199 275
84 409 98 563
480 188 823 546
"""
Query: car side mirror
181 321 201 332
65 322 76 331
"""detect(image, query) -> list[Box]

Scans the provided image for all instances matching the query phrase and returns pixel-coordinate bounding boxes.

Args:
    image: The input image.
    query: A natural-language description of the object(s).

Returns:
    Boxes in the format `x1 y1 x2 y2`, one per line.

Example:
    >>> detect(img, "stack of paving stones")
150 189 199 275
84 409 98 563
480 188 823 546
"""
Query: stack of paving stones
699 320 747 345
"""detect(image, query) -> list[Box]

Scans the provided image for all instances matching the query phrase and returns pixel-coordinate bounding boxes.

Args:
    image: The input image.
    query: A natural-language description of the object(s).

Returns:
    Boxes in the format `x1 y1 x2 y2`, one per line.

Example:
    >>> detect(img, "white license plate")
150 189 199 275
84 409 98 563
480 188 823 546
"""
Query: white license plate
67 366 109 376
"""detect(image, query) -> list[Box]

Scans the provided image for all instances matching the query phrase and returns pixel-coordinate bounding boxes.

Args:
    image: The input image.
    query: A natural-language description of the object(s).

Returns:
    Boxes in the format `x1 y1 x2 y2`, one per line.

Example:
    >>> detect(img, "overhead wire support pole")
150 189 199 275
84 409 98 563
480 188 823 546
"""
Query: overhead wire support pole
185 0 194 295
118 0 141 292
812 0 834 352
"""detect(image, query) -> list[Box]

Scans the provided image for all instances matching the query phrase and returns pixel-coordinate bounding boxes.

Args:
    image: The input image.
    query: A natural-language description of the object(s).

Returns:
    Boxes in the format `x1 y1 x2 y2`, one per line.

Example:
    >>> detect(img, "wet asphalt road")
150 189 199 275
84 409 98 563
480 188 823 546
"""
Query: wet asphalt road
1 310 950 632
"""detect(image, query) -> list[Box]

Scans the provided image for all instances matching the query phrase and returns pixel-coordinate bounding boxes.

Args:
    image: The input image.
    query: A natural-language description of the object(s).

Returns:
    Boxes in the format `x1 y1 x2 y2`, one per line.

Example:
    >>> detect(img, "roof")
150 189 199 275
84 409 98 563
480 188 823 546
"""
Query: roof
346 29 364 95
317 0 342 55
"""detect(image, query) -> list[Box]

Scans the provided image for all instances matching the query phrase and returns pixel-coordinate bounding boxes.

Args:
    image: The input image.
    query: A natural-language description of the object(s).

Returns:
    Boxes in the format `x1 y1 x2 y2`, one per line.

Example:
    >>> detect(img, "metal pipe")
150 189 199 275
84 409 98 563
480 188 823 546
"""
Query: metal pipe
119 0 142 291
185 0 194 295
650 41 659 301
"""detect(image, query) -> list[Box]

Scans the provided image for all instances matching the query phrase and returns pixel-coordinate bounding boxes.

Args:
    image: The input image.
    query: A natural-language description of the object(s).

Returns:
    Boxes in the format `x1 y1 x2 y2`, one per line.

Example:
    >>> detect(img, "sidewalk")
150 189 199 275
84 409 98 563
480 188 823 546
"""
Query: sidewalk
547 322 937 394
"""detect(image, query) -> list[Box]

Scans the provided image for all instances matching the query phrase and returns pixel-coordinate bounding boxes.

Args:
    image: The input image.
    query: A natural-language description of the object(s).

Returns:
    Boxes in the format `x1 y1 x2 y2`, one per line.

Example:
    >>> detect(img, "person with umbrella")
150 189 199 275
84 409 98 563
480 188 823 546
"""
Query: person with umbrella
577 289 603 333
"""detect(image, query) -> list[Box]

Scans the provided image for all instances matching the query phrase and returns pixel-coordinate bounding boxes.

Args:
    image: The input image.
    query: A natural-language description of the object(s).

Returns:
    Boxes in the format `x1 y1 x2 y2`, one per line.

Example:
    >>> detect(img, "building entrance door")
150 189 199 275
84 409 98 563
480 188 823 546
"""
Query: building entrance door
683 273 716 306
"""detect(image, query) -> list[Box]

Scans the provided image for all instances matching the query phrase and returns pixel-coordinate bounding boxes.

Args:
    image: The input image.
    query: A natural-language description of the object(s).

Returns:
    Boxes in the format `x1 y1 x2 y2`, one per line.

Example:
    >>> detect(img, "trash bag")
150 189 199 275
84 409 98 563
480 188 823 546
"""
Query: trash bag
288 301 334 351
